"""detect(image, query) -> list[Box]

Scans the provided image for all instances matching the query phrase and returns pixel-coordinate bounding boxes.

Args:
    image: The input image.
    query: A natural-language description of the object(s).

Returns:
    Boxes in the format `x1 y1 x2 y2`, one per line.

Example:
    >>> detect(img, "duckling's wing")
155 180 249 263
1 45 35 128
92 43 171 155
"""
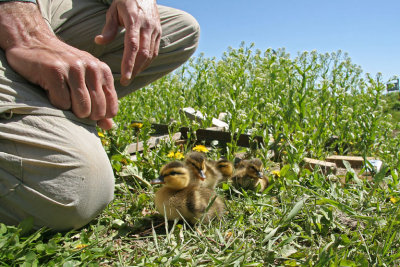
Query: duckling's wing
197 188 225 221
155 188 187 221
259 176 269 191
185 187 225 223
185 186 208 214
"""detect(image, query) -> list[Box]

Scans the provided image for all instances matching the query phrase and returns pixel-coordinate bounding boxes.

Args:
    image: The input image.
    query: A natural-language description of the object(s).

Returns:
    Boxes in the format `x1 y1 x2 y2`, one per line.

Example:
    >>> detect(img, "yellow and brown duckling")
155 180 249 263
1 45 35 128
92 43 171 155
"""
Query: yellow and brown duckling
210 157 234 184
184 151 223 189
231 158 269 191
151 161 225 224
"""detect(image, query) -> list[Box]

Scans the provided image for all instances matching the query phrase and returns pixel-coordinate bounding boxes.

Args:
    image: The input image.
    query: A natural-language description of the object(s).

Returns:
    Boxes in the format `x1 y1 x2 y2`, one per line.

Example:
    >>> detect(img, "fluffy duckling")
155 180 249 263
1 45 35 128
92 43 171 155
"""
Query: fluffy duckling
231 158 269 191
151 161 225 224
184 151 223 189
210 157 234 184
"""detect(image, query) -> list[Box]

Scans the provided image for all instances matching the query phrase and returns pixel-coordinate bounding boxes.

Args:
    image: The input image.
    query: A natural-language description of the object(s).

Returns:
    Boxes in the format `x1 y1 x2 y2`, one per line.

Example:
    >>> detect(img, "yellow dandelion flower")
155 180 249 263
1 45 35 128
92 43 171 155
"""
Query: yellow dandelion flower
130 122 143 129
167 151 175 158
75 244 88 250
193 145 209 153
98 132 105 138
272 170 281 177
390 197 398 204
167 151 184 160
174 151 184 160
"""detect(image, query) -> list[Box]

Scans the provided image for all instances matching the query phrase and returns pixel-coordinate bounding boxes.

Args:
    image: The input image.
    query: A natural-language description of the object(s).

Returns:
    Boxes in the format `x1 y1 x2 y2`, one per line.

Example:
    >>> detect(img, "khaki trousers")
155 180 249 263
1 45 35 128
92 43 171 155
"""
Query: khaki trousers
0 0 199 231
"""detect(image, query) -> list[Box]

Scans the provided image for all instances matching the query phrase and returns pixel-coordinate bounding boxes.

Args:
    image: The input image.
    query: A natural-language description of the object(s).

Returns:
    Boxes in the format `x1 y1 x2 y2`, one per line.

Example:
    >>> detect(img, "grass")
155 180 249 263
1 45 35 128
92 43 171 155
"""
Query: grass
1 43 400 266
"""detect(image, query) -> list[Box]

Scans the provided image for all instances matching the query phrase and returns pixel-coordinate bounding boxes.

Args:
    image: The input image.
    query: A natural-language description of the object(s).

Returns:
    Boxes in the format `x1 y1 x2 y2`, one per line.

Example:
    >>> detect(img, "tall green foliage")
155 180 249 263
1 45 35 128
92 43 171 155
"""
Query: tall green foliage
115 43 398 168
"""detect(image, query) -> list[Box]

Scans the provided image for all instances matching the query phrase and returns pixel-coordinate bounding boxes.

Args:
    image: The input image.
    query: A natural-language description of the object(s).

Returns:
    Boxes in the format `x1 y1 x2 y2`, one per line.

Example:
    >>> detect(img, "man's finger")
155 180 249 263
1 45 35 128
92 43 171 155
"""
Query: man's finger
94 7 120 45
152 31 161 59
68 64 92 118
85 65 106 121
97 118 115 131
44 63 72 110
100 62 119 118
131 28 153 79
46 78 71 111
140 29 160 72
120 25 140 86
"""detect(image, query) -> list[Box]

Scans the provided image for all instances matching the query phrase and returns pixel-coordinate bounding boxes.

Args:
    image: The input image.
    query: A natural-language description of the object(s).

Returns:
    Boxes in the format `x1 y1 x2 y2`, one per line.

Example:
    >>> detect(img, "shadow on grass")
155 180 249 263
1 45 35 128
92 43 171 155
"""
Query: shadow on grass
112 214 191 238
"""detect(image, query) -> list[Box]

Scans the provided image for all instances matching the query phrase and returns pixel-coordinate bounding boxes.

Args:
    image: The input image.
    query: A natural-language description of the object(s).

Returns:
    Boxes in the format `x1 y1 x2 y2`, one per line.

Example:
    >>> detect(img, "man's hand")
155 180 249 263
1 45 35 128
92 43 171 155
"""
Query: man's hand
0 2 118 130
95 0 162 86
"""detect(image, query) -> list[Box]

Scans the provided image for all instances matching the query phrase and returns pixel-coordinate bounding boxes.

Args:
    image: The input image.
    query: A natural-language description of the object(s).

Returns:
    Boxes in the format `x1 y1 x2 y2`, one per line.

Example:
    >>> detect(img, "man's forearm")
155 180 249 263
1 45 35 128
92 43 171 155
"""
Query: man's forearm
0 1 54 52
0 0 118 128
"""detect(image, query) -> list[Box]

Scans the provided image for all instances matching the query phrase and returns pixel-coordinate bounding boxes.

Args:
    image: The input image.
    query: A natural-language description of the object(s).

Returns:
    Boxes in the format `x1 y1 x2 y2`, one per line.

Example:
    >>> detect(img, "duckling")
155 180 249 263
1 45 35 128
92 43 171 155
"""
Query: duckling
231 158 269 191
151 161 225 224
184 151 223 189
210 157 234 184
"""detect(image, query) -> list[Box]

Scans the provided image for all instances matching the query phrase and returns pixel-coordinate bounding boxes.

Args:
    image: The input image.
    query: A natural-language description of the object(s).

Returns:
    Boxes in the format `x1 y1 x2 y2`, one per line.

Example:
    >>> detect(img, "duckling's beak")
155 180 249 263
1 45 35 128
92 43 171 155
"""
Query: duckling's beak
257 172 263 178
199 170 206 180
151 175 165 184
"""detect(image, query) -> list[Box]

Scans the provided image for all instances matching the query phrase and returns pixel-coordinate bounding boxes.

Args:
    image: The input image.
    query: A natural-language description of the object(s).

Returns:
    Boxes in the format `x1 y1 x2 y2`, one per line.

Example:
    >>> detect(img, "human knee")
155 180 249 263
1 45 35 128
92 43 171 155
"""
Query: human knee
40 119 116 230
176 10 200 53
0 116 115 231
179 10 201 48
51 139 115 230
160 6 200 53
34 155 114 231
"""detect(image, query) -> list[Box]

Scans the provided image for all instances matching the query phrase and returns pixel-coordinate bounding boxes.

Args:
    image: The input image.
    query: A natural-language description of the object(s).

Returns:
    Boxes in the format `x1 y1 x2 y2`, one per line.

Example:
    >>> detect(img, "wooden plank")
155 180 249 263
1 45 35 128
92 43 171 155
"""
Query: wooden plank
127 132 182 154
149 123 264 148
303 157 337 175
326 155 375 169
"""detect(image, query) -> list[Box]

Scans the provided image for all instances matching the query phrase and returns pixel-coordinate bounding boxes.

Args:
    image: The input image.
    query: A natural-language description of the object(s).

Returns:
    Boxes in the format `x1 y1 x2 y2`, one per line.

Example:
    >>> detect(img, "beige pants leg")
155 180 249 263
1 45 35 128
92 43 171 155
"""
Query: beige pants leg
0 0 199 231
0 115 115 231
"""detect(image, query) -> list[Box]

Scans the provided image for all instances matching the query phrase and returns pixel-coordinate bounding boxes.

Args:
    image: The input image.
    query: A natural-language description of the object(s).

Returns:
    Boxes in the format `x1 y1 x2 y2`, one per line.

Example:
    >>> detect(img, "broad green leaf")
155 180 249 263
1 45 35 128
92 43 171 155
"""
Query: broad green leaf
283 197 308 223
262 227 279 243
339 259 357 267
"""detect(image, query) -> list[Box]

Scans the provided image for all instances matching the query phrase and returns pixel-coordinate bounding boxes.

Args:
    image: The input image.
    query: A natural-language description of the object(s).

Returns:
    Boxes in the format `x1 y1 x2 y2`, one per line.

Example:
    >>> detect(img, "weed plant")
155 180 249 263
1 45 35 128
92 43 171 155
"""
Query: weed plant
1 43 399 266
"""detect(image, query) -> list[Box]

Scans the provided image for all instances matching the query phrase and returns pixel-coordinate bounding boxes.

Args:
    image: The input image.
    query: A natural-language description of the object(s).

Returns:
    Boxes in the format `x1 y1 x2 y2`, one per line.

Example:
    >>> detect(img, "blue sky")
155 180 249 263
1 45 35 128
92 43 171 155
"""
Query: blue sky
159 0 399 82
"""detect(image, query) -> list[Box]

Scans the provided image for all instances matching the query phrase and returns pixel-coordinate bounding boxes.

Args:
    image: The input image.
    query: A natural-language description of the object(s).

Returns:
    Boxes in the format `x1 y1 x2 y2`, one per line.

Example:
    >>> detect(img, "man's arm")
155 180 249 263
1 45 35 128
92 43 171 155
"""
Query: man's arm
0 1 118 130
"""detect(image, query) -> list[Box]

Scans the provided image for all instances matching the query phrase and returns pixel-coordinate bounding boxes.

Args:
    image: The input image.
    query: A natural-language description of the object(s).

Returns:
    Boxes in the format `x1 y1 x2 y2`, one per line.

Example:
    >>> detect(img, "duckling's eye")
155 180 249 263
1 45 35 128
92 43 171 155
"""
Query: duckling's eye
189 162 203 172
168 171 180 176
